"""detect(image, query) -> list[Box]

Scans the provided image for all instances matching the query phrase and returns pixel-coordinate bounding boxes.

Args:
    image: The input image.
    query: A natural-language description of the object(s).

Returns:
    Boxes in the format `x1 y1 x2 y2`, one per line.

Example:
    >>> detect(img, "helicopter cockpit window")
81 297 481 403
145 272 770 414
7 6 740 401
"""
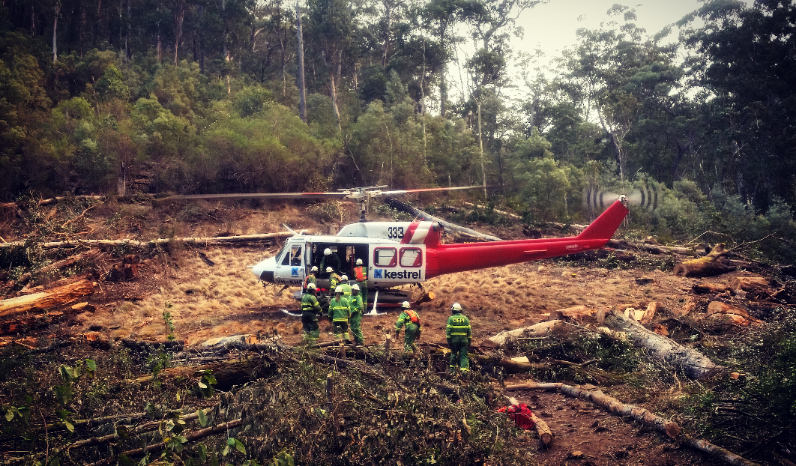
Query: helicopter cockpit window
282 245 303 266
399 248 422 267
374 247 397 267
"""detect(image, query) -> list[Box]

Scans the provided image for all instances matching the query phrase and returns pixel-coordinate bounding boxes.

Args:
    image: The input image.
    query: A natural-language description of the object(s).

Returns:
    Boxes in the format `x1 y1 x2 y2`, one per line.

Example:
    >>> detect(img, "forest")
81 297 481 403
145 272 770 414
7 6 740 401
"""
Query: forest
1 0 796 260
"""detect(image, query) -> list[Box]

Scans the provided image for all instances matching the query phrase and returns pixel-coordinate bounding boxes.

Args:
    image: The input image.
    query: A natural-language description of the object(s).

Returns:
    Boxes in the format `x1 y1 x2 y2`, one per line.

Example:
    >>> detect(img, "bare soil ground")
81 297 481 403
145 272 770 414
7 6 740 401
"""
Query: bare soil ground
0 198 786 464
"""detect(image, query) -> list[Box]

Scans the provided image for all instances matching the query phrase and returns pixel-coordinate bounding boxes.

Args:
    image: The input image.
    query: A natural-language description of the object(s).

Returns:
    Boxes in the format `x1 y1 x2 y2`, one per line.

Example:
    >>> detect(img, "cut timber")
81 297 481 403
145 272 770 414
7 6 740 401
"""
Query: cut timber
603 309 721 379
0 280 94 318
729 276 769 294
488 320 567 347
693 282 733 294
673 244 735 278
706 301 760 322
463 202 522 219
0 231 304 250
384 197 502 241
547 305 596 323
639 302 659 324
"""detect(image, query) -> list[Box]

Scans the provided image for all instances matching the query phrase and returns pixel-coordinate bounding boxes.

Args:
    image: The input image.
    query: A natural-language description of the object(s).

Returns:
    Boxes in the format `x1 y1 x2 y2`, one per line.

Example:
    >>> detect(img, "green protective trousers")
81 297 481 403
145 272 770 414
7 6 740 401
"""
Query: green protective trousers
402 323 421 352
350 312 364 345
301 312 320 340
448 335 470 372
357 280 368 308
333 321 350 342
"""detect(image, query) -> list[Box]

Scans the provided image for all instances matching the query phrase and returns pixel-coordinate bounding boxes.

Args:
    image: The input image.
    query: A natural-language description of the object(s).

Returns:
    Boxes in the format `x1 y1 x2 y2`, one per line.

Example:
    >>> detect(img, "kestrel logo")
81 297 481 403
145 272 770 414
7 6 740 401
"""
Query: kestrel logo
373 269 383 279
291 267 299 276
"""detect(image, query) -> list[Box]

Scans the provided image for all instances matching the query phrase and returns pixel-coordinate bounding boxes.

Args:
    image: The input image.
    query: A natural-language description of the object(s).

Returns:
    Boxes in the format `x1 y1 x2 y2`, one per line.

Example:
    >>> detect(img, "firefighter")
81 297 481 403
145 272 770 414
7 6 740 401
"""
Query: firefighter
328 286 351 343
340 274 352 296
446 302 471 374
349 284 365 346
395 301 422 353
320 248 341 276
328 267 341 292
300 283 323 341
304 266 318 289
353 258 368 306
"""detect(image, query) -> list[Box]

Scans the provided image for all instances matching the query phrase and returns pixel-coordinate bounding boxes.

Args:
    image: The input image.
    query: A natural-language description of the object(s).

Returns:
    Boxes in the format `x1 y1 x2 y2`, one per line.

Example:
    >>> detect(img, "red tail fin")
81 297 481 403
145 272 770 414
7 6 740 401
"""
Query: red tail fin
577 200 629 241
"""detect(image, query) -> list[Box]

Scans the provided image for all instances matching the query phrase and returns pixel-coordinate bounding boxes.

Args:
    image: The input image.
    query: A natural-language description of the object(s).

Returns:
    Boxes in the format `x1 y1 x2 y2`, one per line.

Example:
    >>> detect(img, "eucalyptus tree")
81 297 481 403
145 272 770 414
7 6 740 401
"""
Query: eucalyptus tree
558 5 682 189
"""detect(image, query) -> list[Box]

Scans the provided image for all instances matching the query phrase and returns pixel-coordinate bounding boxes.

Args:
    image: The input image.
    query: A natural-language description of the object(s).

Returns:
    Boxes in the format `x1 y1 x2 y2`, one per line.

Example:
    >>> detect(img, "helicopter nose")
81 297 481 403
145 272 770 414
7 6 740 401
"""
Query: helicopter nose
251 257 277 282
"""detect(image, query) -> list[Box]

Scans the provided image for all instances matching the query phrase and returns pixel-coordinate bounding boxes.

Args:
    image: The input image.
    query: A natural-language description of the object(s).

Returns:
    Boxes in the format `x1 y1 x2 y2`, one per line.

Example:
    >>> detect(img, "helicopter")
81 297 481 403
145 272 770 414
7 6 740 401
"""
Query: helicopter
161 186 630 313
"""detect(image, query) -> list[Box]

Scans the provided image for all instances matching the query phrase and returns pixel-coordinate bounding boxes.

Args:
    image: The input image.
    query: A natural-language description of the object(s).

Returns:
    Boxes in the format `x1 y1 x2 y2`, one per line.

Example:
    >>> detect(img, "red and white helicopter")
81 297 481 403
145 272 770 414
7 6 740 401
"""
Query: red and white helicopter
163 186 630 313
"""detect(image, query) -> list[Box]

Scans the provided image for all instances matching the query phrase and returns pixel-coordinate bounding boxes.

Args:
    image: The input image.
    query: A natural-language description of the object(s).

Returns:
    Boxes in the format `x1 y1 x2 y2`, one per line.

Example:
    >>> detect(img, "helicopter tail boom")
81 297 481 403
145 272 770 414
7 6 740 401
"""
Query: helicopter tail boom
425 200 629 278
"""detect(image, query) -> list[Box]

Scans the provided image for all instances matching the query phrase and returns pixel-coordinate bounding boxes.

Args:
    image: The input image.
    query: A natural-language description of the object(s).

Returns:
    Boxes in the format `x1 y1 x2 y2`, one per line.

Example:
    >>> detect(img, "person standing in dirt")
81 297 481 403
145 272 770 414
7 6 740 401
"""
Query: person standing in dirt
320 248 341 276
349 284 365 346
328 286 351 343
395 301 421 353
340 274 352 297
353 258 368 306
300 283 323 341
446 302 471 374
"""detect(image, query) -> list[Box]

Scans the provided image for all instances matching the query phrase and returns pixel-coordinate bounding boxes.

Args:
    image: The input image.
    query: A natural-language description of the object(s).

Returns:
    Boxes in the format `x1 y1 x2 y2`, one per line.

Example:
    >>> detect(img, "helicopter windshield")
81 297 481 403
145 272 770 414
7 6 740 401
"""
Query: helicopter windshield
273 243 288 264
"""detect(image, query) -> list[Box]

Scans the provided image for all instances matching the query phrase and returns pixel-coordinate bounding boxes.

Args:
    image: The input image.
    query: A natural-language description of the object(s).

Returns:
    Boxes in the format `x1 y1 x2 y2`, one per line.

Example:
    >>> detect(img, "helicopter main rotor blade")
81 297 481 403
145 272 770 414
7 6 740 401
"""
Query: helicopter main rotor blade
377 185 485 196
157 192 349 202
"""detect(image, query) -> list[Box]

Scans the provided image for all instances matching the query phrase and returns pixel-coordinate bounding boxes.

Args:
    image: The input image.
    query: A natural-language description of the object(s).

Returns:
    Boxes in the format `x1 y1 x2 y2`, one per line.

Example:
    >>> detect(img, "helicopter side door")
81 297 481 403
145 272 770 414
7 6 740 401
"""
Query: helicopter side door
274 241 306 286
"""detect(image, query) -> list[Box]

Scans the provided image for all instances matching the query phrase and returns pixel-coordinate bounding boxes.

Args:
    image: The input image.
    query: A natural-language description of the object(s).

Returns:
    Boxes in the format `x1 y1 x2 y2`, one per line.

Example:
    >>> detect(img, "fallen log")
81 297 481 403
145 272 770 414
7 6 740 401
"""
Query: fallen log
130 356 277 389
673 244 735 278
603 309 722 379
639 302 659 325
488 320 568 346
693 282 733 295
0 280 94 318
462 202 522 220
706 301 760 322
506 382 681 438
384 197 502 241
729 276 770 295
0 232 304 250
547 305 596 323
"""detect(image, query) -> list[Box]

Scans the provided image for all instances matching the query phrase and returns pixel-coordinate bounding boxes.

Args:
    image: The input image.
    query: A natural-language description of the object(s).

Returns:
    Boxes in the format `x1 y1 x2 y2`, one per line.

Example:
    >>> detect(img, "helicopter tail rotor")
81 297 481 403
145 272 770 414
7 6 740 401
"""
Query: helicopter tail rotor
584 185 659 212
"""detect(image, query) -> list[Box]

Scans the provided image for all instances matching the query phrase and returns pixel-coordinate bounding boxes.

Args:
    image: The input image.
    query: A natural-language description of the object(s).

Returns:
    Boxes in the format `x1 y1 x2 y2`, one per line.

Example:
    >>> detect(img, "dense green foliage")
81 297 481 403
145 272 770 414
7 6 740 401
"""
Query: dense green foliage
0 0 795 257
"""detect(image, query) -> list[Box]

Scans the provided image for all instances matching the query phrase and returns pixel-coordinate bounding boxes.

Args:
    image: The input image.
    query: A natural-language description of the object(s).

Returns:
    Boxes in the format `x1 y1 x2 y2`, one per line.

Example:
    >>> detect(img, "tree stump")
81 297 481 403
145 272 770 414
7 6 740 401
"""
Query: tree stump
673 244 735 277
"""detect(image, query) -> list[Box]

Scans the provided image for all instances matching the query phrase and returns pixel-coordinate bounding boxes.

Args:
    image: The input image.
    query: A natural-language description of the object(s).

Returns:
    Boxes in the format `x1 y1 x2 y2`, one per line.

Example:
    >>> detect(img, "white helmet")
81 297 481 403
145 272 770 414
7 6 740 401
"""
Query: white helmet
341 275 348 281
334 286 343 293
326 267 333 273
351 284 360 291
311 266 318 272
324 248 332 256
401 301 411 309
307 283 316 290
451 302 462 313
356 259 363 265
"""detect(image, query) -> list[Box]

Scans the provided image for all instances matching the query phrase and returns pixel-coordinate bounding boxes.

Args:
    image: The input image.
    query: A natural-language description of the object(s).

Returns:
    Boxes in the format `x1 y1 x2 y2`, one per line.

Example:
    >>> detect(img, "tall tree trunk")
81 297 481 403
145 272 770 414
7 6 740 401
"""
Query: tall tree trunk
173 0 185 66
296 2 306 123
197 5 205 73
477 99 487 197
79 5 85 56
222 0 230 94
125 0 131 60
329 68 341 132
52 1 60 63
31 4 35 36
156 0 162 62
